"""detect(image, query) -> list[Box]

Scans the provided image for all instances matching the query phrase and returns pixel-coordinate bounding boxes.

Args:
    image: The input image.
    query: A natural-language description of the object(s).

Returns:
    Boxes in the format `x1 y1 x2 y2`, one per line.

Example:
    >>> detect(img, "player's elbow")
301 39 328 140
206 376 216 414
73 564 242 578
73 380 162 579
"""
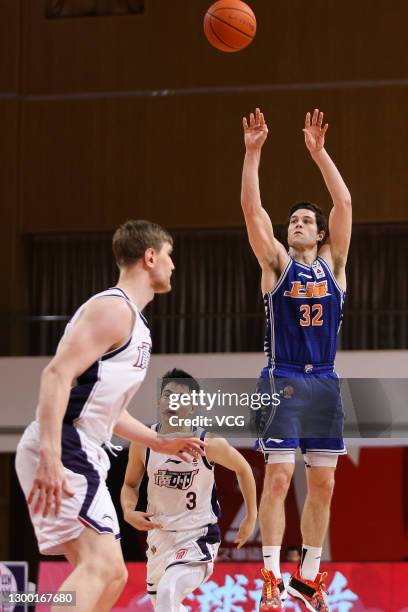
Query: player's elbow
336 196 352 209
235 463 253 480
123 479 141 499
41 361 72 387
241 198 255 218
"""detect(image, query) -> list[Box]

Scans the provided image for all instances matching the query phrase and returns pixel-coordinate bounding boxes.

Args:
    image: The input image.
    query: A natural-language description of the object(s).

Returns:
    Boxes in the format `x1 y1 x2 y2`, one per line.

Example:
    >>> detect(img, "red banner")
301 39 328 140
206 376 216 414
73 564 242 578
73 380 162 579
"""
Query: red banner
38 561 408 611
211 448 408 563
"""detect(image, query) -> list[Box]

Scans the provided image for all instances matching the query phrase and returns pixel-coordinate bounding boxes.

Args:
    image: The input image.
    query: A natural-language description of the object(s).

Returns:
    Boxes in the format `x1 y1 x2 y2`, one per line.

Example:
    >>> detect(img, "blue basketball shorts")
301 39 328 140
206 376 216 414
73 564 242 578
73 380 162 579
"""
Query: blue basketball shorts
254 367 346 458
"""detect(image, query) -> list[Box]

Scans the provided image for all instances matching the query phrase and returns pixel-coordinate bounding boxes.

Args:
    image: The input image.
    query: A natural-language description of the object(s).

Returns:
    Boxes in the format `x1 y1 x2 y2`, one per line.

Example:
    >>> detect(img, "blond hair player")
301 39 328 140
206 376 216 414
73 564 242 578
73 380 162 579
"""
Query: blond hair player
15 220 206 612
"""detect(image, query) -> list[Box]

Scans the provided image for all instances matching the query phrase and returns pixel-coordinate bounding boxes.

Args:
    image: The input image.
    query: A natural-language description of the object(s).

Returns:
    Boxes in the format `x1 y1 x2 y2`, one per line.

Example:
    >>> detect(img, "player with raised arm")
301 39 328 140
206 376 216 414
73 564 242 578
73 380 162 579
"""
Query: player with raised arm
121 369 257 612
241 109 352 611
15 221 206 612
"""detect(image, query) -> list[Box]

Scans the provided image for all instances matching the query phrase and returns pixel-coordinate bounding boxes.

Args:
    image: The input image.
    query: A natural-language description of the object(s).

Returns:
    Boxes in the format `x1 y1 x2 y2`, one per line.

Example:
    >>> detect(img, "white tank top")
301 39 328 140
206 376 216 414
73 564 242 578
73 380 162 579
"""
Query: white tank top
144 425 220 531
53 287 152 446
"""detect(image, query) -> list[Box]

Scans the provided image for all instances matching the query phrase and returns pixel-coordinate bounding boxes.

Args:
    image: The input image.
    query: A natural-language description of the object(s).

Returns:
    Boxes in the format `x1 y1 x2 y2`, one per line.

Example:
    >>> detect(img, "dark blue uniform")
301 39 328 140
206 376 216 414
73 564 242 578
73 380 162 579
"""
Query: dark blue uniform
257 256 346 456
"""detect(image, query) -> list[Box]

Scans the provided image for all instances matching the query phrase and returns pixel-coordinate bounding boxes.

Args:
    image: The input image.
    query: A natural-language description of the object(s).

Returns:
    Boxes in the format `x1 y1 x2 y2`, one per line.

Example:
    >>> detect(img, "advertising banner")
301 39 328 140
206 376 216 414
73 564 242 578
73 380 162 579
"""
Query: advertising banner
37 562 408 611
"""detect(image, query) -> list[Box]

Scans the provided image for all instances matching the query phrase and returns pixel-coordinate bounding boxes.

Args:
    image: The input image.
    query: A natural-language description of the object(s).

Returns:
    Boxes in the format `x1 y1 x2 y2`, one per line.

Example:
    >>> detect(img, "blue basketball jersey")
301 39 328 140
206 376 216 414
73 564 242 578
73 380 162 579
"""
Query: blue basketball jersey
264 256 345 372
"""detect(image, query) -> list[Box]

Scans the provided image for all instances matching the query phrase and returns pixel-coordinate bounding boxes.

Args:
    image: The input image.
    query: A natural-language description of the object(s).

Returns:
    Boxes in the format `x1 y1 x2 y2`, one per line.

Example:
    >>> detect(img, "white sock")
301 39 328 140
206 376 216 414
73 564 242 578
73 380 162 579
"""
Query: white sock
262 546 281 578
300 545 322 581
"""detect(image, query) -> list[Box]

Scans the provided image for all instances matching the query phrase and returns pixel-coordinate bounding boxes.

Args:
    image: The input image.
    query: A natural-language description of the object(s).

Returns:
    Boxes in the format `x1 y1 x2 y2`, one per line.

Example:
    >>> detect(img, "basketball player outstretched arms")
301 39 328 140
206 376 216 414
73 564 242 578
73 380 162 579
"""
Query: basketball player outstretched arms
241 108 351 289
302 109 352 289
241 109 351 612
15 221 206 612
121 370 257 612
241 107 289 294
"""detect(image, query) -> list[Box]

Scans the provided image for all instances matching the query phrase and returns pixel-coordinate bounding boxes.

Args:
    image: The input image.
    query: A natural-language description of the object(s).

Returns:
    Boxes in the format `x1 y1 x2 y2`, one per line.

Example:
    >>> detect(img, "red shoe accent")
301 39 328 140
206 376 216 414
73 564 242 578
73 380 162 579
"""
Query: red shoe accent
288 567 329 611
259 568 283 611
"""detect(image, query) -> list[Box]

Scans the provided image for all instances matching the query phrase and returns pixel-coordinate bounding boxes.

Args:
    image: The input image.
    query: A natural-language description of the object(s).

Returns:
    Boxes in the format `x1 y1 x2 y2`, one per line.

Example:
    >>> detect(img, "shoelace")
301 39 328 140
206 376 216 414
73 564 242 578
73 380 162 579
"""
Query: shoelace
312 571 329 606
261 568 272 601
103 441 123 457
261 567 280 601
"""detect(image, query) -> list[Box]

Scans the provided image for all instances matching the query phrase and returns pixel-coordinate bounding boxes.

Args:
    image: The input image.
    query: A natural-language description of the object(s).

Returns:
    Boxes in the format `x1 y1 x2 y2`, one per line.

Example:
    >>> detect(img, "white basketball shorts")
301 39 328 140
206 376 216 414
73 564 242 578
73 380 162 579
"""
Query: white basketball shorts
146 523 220 597
15 421 120 555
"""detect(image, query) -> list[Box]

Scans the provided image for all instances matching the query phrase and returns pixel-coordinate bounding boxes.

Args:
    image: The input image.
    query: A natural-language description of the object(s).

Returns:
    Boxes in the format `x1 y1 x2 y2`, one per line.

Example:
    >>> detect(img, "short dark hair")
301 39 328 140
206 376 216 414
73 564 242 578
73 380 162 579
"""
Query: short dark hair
112 219 173 267
288 201 328 243
160 368 200 395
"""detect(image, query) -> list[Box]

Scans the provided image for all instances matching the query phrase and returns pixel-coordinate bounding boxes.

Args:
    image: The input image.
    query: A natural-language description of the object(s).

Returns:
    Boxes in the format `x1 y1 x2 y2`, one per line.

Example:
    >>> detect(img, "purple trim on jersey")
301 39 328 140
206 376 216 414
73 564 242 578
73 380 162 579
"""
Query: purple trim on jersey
64 361 99 424
108 287 150 329
138 311 149 328
196 523 221 559
79 514 114 534
145 447 151 468
166 524 220 570
98 293 129 298
200 431 214 471
101 336 132 360
211 483 221 518
165 560 191 569
61 424 115 534
204 522 221 544
110 286 130 298
111 286 150 328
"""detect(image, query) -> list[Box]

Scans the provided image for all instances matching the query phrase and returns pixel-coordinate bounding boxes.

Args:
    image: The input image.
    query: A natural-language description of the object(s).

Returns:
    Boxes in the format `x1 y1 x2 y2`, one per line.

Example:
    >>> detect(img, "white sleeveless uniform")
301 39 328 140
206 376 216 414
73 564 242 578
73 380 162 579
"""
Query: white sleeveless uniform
144 426 221 597
15 287 152 555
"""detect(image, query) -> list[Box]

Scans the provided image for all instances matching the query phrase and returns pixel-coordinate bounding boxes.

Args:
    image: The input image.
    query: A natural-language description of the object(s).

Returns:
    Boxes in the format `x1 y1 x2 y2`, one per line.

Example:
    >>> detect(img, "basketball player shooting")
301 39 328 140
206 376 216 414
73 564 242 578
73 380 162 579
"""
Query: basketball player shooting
15 221 206 612
241 109 352 611
121 369 257 612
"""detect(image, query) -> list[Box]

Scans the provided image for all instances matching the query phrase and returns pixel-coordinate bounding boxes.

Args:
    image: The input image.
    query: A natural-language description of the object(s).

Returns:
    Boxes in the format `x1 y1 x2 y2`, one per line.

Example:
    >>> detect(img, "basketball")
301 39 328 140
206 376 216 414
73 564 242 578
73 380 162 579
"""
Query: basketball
203 0 256 53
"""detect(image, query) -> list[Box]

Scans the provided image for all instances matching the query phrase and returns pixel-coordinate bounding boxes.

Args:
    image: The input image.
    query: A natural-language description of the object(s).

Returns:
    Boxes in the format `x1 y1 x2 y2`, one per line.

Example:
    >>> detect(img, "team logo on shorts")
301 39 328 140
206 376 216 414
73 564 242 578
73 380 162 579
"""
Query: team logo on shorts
154 469 199 490
175 548 187 560
282 385 295 399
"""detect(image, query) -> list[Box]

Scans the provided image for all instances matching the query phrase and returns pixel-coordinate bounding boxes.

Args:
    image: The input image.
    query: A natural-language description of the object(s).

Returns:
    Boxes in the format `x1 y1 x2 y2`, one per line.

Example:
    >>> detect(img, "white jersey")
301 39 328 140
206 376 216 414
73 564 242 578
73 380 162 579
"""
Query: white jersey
43 287 152 446
145 426 220 531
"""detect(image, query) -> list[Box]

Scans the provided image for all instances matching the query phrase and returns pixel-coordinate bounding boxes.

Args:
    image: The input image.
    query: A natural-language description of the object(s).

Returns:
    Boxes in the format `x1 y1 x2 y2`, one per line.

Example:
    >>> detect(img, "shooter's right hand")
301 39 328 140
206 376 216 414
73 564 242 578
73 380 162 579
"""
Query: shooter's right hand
243 107 269 152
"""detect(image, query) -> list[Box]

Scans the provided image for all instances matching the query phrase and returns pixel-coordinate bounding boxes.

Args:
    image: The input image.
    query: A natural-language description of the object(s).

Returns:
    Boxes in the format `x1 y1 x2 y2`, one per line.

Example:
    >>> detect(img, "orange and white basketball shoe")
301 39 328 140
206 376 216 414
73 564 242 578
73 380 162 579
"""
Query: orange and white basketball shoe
287 568 329 611
259 568 287 611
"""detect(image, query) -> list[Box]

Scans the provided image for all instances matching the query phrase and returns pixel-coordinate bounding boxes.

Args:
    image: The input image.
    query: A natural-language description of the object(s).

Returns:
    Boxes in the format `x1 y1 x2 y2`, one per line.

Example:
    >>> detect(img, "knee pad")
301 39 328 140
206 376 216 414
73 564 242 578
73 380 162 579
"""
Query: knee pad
303 452 339 468
266 451 296 464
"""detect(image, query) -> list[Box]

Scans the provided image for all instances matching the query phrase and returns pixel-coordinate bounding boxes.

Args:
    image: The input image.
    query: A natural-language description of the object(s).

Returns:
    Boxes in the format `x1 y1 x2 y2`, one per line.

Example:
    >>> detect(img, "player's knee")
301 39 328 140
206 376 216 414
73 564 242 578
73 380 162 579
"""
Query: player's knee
116 563 128 587
263 467 292 498
308 472 335 500
83 555 127 585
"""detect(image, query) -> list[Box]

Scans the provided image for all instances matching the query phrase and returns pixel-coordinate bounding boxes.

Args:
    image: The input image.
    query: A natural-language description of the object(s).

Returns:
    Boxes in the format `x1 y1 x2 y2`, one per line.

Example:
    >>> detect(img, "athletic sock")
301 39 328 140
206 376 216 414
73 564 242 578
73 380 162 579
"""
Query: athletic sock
300 545 322 582
262 545 281 578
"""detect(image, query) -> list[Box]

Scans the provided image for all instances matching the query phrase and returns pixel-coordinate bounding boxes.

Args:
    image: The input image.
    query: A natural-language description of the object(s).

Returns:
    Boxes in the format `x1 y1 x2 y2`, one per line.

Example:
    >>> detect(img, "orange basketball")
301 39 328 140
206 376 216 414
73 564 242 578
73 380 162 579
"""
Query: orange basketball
204 0 256 53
